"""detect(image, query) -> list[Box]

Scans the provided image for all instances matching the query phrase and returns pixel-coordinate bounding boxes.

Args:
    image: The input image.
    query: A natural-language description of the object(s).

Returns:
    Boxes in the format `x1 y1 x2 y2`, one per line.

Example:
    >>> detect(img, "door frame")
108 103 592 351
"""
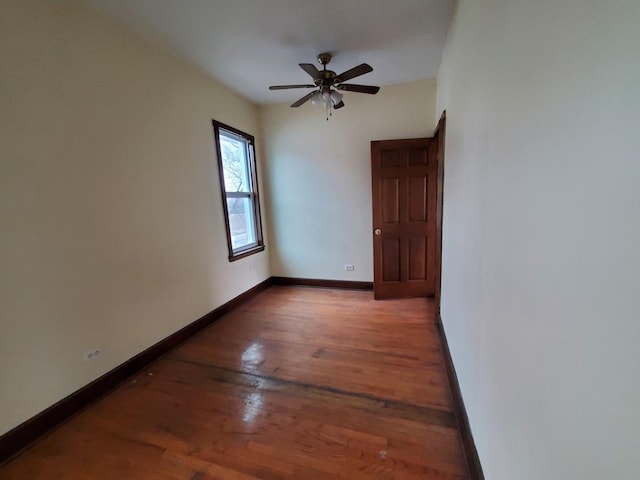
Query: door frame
433 111 446 321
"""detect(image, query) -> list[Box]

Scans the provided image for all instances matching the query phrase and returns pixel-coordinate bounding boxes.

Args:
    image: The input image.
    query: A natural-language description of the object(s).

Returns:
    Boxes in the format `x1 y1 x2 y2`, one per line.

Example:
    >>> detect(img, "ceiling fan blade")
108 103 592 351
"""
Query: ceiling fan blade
337 84 380 94
336 63 373 82
291 91 318 107
333 100 345 109
269 84 316 90
299 63 321 79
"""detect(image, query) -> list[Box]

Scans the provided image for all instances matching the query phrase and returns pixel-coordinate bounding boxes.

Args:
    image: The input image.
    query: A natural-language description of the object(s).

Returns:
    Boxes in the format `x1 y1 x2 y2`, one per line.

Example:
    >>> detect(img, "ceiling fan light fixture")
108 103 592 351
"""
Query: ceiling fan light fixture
330 90 343 106
310 91 323 105
310 89 338 120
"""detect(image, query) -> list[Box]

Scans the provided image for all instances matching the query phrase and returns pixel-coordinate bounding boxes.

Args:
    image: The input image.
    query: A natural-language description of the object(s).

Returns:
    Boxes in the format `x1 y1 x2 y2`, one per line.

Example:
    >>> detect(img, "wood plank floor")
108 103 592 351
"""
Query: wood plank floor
0 286 469 479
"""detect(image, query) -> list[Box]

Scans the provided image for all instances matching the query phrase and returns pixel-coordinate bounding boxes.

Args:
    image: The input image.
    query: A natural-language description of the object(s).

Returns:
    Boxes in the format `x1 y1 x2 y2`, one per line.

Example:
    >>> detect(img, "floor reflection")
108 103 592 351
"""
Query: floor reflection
241 342 264 372
242 392 263 423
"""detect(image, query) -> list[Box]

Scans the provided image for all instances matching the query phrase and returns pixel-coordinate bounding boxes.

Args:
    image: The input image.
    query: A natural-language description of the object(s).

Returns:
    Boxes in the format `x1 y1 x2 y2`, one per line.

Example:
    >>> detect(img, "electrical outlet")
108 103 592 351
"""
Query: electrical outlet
84 348 102 361
345 264 355 271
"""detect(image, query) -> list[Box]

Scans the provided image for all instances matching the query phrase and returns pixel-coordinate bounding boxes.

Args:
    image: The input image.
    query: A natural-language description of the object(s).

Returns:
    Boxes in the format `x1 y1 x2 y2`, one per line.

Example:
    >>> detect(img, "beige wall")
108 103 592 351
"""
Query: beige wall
437 1 640 478
260 80 437 281
0 0 269 435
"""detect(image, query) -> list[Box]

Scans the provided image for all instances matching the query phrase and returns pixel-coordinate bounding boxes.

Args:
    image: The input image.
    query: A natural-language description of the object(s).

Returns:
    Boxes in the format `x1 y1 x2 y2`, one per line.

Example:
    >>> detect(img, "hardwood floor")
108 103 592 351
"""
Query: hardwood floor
0 286 469 479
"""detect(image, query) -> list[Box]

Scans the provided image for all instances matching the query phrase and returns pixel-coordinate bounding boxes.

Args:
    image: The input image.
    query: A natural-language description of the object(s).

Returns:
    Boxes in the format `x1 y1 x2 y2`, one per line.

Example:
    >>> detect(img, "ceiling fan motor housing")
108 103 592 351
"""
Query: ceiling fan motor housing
315 53 340 87
316 71 338 89
317 52 332 66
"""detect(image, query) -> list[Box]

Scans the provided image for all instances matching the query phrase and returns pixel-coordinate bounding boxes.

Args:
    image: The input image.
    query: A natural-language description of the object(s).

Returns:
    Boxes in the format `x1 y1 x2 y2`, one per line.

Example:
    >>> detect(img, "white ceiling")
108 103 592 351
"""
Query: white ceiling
87 0 455 104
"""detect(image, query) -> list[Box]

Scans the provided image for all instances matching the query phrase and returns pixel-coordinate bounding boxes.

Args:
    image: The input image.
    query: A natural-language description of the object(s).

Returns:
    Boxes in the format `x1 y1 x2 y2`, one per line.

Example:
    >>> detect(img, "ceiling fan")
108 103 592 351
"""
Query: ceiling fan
269 53 380 118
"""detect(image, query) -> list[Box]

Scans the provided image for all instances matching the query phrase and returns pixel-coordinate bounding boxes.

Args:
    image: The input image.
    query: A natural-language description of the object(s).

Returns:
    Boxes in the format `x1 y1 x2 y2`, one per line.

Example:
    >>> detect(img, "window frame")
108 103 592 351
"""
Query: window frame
212 120 265 261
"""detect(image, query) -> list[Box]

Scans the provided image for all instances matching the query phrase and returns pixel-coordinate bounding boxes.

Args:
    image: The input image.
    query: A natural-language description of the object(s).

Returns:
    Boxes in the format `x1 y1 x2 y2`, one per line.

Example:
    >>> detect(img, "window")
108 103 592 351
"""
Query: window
212 120 264 261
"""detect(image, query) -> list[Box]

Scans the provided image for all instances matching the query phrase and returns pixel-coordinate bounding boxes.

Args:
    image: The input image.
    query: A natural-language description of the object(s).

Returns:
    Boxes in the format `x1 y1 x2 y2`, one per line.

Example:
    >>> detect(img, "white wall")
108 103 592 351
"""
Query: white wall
261 80 437 281
437 1 640 478
0 0 269 435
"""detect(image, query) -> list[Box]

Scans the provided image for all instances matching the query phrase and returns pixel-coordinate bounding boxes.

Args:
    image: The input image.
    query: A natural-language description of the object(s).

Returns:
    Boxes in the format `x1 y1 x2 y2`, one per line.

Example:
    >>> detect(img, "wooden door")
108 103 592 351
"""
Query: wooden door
371 138 437 299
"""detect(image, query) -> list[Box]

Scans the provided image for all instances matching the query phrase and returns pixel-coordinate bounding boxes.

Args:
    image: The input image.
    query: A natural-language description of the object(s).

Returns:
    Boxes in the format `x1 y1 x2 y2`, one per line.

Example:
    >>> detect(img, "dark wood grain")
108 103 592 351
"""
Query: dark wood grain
1 286 469 479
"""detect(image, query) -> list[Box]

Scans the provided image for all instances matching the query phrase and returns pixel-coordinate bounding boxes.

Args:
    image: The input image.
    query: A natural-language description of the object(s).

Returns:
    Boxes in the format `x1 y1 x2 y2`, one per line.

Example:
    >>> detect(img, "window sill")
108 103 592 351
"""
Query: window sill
229 244 265 262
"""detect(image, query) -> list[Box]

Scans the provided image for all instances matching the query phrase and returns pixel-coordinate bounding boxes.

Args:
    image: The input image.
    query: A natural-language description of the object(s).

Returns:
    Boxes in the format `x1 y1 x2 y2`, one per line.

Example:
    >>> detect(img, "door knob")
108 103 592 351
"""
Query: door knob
374 228 382 236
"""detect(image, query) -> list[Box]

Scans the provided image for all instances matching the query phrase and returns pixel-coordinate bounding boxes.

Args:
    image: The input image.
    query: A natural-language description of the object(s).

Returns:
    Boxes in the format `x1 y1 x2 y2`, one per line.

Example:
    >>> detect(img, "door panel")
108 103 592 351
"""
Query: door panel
408 237 427 280
382 238 401 282
371 138 436 299
381 178 400 223
381 149 400 167
408 176 428 222
409 148 428 166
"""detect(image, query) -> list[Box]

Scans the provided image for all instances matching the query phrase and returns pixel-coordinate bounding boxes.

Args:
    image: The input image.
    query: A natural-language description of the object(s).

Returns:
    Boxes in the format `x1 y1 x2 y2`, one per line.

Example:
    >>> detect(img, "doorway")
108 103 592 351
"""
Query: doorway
371 113 445 303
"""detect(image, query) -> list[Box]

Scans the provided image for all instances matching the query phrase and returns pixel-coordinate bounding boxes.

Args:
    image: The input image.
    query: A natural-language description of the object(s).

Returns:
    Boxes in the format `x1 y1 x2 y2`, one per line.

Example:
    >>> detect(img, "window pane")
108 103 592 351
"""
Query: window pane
220 133 251 193
213 120 264 261
226 196 256 250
